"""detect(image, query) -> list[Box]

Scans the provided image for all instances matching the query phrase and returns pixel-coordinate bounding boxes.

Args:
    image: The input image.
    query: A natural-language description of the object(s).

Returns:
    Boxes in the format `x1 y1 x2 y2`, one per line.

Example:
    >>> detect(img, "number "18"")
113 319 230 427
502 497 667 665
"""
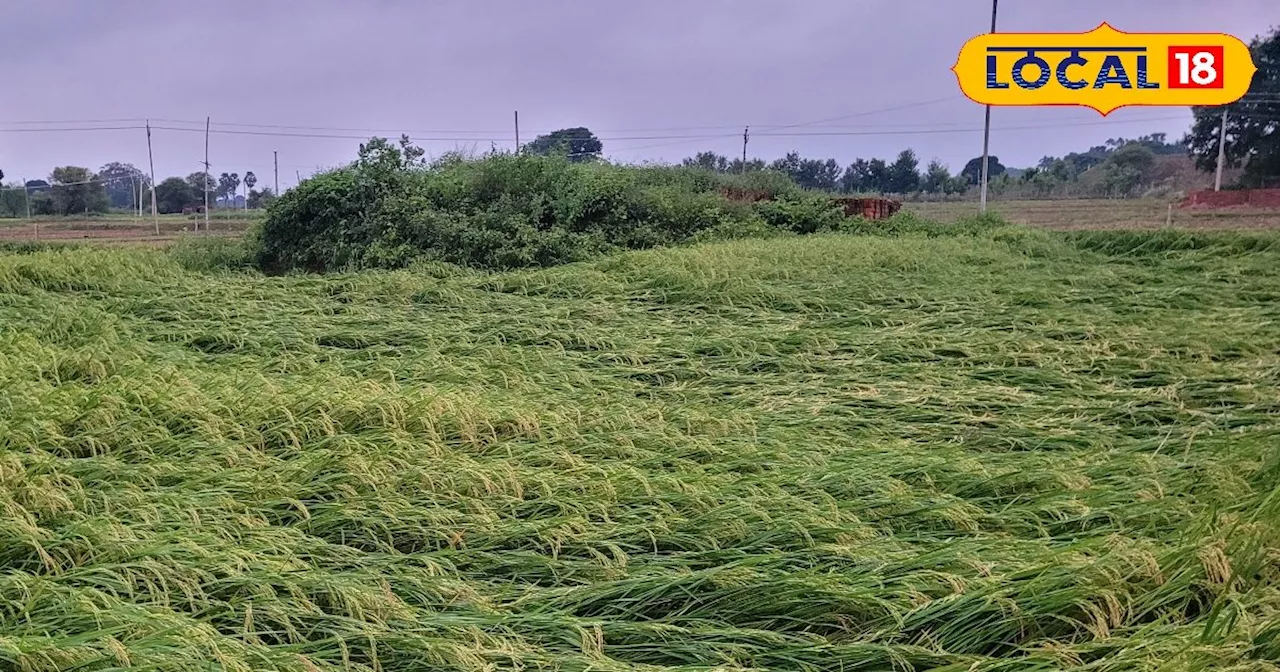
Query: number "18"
1168 46 1224 88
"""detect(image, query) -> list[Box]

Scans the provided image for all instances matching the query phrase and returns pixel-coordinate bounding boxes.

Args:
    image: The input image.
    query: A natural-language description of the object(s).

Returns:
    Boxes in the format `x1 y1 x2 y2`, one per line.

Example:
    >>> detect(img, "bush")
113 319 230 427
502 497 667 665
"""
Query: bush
255 146 785 273
251 138 989 274
755 193 847 234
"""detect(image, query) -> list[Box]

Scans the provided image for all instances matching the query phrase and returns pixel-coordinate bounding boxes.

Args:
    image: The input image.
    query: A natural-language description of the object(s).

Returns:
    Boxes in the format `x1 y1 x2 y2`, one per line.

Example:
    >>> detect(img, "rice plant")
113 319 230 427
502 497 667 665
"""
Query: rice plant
0 227 1278 670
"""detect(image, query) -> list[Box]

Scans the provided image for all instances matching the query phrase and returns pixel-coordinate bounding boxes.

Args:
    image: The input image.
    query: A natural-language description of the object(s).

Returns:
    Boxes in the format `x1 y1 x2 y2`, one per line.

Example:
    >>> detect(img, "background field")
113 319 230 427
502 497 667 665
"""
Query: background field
907 198 1280 230
0 212 260 244
4 199 1280 247
1 227 1278 670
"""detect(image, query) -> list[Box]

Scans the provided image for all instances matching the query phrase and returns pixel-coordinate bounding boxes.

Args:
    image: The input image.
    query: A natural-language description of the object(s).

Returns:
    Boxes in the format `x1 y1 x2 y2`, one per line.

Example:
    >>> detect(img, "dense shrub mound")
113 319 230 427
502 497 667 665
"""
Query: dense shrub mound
254 138 851 273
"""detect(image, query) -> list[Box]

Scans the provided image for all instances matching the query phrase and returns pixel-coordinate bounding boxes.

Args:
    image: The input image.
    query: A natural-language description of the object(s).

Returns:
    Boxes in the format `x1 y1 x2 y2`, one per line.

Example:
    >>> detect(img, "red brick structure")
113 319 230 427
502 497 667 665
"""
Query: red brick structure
718 189 902 220
719 188 776 203
1181 189 1280 208
830 197 902 220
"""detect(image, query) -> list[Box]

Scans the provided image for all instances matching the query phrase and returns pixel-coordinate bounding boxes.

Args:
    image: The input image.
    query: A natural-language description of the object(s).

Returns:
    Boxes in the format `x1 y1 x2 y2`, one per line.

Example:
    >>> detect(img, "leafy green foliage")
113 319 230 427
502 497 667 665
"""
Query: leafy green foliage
97 162 147 209
49 166 109 215
769 152 841 191
754 192 846 233
0 183 26 217
1098 144 1158 197
961 155 1006 185
524 127 603 162
247 187 275 209
1186 27 1280 187
217 172 241 206
254 139 858 273
155 177 199 214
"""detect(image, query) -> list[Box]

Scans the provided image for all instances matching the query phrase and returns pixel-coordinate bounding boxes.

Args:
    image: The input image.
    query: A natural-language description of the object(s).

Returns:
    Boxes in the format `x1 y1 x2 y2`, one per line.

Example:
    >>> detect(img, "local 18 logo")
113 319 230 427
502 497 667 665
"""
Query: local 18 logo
952 23 1256 114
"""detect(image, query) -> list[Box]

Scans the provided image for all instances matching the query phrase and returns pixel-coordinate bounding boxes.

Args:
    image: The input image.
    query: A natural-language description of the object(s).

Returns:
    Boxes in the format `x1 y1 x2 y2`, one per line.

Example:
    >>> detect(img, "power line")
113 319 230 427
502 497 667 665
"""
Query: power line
0 118 147 125
136 114 1204 143
0 173 146 192
0 96 973 140
755 96 963 132
0 125 145 133
144 99 965 136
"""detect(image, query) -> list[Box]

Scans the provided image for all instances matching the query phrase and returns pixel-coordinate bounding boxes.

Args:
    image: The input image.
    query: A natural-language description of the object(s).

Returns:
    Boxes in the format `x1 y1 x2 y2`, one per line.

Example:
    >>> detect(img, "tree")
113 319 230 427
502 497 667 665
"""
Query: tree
243 171 257 208
24 179 50 193
525 127 603 162
1186 27 1280 187
30 192 55 216
98 162 146 209
727 157 766 174
156 177 198 214
840 159 871 192
248 187 276 209
49 166 109 215
0 181 25 217
866 158 891 193
886 149 921 193
217 173 232 204
356 135 427 176
1099 144 1156 197
960 156 1006 185
682 151 731 173
216 172 241 207
802 158 841 191
187 172 216 203
921 159 953 194
768 152 841 191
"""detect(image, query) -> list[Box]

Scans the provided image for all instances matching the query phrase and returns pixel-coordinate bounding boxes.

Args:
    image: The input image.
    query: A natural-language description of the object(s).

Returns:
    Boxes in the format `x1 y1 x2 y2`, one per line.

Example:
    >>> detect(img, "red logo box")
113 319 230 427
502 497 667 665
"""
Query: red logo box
1168 46 1224 88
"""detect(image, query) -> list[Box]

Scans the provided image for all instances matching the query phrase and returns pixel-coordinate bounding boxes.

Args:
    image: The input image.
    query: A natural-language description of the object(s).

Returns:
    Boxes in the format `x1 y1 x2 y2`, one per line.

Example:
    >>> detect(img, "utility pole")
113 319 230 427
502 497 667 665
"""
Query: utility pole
741 126 749 173
979 0 998 214
202 116 211 233
23 177 36 240
146 120 160 236
514 111 520 152
1214 107 1229 192
274 150 279 194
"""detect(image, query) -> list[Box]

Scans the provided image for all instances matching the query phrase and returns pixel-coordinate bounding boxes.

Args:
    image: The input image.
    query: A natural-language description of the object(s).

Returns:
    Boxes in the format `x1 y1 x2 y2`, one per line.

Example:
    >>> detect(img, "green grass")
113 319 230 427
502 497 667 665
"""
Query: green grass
1 227 1278 670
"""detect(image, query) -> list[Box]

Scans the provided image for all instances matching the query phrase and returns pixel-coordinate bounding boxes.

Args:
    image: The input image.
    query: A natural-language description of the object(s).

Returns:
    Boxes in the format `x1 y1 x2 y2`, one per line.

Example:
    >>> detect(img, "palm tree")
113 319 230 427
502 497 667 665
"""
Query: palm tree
243 172 257 211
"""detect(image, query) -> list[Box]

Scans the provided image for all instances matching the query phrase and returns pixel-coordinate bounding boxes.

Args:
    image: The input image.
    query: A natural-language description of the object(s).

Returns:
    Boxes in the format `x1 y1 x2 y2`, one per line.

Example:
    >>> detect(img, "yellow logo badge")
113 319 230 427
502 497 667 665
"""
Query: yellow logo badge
952 23 1256 114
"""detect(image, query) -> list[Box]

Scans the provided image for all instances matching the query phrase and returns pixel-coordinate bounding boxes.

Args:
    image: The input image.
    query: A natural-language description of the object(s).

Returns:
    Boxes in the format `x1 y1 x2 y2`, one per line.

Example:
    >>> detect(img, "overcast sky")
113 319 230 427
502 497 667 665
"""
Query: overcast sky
3 1 1275 187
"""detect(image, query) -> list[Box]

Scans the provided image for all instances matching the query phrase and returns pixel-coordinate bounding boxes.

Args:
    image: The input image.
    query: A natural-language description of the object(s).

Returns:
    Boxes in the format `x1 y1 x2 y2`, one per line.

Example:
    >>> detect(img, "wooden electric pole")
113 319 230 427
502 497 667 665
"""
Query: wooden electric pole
514 111 520 152
979 0 998 214
741 126 749 173
146 121 160 235
23 177 35 240
202 116 211 233
1214 107 1229 192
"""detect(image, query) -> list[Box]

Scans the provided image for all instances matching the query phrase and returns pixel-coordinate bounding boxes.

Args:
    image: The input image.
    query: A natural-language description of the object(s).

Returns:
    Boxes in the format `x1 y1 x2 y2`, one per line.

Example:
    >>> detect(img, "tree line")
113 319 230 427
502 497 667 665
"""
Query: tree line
524 26 1277 196
0 163 277 217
